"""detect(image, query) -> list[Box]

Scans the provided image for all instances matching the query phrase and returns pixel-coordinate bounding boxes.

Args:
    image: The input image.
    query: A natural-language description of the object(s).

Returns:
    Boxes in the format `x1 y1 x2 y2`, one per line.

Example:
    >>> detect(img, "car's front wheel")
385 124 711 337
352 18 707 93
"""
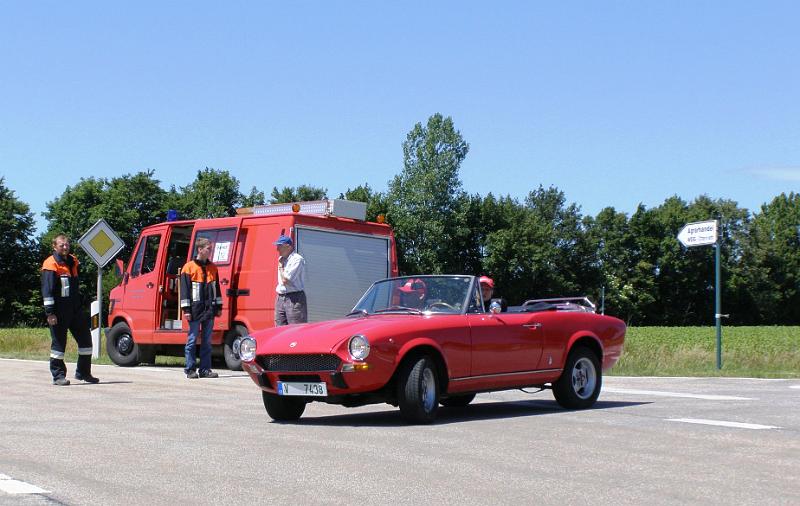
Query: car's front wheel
553 346 601 409
262 392 306 421
397 356 439 424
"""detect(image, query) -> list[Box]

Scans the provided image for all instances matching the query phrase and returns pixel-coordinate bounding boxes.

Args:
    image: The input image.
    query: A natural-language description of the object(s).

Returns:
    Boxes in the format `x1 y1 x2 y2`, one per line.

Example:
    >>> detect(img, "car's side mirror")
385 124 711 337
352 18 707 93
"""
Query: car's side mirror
489 301 502 314
115 259 129 284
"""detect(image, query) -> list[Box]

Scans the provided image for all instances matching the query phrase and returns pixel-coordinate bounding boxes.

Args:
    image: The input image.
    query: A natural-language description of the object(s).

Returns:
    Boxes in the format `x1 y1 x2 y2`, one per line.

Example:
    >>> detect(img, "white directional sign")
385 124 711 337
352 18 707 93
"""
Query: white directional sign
677 220 718 247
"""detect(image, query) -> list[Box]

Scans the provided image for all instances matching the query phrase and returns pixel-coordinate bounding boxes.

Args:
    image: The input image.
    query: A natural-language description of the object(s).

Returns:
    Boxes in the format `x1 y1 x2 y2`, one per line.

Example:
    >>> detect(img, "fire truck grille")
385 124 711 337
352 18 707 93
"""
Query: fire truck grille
258 354 341 372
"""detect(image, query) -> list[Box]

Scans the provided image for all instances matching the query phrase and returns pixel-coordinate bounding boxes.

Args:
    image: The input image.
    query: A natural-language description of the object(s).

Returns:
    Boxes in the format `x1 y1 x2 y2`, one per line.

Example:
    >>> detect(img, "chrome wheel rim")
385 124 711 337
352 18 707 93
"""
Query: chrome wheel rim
231 336 243 359
571 357 597 400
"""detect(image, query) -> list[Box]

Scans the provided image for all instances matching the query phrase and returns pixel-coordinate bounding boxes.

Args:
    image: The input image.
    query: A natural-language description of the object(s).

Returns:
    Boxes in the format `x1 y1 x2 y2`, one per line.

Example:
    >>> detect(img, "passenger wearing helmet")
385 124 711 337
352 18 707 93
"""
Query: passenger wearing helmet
397 278 427 309
479 276 507 313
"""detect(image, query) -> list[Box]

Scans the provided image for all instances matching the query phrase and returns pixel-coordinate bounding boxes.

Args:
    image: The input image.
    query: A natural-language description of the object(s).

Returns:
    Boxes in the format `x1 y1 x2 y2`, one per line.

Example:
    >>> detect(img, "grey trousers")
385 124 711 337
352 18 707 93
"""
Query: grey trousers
275 291 308 326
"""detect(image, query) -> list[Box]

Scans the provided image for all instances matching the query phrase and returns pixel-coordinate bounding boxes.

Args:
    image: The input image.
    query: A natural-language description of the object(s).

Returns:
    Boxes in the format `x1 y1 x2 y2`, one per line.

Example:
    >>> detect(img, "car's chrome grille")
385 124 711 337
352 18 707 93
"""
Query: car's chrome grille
258 354 341 372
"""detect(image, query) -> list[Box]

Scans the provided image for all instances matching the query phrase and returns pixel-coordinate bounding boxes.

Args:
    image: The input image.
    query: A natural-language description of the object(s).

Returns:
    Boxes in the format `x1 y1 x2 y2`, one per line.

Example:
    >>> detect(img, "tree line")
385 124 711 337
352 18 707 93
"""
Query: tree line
2 113 798 327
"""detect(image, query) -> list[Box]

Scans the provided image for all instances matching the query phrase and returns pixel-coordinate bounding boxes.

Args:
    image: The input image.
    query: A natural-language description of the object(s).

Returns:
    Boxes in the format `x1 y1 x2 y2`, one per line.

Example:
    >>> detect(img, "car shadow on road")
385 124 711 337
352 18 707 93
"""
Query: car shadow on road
291 399 650 427
69 380 134 386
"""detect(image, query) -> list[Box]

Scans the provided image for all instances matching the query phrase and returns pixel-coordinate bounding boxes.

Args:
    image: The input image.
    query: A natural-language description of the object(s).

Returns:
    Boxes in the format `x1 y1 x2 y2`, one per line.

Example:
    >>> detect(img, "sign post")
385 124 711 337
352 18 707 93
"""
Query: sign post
677 219 722 369
77 219 125 358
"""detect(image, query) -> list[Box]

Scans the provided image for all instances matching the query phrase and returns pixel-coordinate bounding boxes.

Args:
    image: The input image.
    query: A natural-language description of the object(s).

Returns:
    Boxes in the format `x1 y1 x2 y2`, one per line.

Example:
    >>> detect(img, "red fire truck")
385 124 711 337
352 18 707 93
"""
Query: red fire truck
106 200 398 370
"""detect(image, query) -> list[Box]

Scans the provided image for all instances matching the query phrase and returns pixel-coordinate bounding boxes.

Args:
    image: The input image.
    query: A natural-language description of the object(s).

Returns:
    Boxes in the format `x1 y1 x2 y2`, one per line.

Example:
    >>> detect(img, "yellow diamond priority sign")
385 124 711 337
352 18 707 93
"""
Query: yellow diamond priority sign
78 219 125 267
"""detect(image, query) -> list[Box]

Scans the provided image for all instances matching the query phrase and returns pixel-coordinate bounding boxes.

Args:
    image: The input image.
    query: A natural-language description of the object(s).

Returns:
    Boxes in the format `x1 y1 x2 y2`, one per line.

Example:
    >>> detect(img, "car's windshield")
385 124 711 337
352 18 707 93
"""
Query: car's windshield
352 276 473 315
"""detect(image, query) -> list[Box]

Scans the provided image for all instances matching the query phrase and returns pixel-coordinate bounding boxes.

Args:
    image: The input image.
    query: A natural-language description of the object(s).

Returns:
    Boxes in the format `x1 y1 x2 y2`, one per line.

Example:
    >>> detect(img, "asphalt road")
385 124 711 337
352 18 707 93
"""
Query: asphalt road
1 358 798 505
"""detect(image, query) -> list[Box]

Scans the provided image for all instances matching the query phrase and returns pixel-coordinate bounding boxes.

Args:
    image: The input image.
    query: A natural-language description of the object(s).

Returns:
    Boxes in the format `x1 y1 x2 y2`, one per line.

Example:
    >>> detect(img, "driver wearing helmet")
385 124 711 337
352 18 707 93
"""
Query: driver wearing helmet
397 278 427 309
479 275 507 313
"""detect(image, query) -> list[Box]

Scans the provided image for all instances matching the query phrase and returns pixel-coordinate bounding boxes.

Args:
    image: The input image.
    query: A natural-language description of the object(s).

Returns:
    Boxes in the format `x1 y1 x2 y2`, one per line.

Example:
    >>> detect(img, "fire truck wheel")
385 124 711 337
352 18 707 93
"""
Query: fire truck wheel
223 324 248 371
106 322 140 367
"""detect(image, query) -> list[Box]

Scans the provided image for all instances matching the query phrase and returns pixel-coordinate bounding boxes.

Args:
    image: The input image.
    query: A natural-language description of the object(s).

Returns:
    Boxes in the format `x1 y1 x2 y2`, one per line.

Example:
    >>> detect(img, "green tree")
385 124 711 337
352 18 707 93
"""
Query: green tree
0 178 39 326
735 193 800 324
42 171 171 312
387 113 471 274
483 186 593 304
43 171 169 263
269 185 327 204
242 186 265 208
176 168 246 218
584 207 650 323
616 195 749 325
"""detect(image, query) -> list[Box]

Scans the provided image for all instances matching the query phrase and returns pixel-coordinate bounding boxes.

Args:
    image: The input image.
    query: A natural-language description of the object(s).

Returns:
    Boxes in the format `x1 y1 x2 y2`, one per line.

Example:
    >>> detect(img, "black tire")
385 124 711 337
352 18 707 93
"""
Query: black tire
397 356 439 424
262 391 306 421
223 324 248 371
553 346 602 409
106 322 140 367
439 393 476 408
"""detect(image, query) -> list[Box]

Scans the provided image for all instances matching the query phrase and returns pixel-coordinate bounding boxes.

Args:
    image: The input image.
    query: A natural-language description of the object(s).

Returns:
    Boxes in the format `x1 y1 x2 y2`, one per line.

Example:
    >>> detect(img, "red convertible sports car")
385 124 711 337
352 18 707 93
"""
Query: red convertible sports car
240 275 626 424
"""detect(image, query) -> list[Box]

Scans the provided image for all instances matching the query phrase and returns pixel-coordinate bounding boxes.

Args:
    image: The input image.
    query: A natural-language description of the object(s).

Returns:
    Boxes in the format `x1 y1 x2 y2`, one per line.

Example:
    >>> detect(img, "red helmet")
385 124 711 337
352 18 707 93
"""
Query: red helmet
398 278 427 297
479 276 494 288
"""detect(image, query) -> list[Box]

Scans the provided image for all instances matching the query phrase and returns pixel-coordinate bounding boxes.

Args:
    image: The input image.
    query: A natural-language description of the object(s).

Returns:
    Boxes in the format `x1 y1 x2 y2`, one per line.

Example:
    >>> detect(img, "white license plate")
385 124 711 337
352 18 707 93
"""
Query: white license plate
276 381 328 397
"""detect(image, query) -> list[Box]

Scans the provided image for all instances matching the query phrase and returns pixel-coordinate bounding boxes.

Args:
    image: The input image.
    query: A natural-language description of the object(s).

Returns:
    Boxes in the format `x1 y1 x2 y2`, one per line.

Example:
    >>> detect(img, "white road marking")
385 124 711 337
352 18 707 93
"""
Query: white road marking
0 474 49 494
603 387 753 400
668 418 780 430
790 385 800 389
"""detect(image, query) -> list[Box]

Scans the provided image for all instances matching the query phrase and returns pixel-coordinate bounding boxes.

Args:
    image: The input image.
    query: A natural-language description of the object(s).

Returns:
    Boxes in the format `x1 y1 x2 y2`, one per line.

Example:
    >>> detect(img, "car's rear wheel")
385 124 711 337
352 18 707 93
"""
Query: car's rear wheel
262 391 306 421
440 393 476 407
553 346 601 409
397 356 439 424
106 322 140 367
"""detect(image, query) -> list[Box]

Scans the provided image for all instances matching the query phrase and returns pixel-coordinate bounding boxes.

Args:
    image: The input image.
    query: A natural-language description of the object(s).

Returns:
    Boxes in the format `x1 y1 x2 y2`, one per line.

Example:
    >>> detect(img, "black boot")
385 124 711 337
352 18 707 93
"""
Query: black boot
75 355 99 383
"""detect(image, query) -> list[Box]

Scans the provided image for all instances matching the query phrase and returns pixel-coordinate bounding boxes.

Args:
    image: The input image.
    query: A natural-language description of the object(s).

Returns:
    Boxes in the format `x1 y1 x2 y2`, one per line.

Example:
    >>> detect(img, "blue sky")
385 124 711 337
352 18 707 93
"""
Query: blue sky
2 1 798 234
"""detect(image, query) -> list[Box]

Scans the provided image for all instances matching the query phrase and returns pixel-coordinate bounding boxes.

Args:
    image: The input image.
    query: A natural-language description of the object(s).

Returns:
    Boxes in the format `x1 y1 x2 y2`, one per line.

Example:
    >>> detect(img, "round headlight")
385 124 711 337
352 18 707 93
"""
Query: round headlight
348 334 370 361
239 336 256 362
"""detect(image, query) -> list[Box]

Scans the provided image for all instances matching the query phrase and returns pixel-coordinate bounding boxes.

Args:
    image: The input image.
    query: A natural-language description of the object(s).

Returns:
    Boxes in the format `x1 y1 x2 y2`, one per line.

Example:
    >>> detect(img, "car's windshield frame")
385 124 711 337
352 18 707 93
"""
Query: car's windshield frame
351 275 477 315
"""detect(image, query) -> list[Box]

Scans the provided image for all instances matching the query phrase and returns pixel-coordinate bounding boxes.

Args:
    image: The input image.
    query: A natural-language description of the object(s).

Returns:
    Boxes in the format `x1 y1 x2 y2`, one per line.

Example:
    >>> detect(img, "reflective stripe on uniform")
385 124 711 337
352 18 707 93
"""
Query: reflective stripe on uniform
215 297 223 305
180 299 191 307
60 276 70 297
43 297 55 306
192 282 201 301
77 347 93 356
50 350 65 359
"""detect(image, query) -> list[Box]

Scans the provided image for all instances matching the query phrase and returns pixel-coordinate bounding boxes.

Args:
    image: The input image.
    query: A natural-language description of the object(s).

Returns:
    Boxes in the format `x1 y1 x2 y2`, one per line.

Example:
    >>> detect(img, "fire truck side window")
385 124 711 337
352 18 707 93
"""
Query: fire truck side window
195 228 236 265
131 235 161 278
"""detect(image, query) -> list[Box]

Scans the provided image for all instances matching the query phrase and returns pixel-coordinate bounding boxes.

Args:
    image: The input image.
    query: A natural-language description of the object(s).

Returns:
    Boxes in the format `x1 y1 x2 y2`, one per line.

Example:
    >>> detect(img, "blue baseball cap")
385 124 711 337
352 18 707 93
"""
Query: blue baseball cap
273 235 293 246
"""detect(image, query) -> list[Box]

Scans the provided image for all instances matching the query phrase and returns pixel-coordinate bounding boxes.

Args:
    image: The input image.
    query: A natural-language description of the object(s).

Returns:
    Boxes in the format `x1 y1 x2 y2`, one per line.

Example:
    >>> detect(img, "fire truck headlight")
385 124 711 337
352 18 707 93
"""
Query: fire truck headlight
239 337 257 362
348 335 370 361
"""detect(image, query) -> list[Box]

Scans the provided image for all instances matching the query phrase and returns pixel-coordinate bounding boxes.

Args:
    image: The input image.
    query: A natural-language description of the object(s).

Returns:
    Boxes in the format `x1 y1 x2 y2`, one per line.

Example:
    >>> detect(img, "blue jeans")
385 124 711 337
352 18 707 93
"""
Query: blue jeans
185 318 214 373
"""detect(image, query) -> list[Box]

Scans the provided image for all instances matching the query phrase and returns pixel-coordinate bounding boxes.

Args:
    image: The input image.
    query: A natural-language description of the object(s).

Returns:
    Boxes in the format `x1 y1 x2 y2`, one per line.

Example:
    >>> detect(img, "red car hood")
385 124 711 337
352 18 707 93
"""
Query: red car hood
252 315 425 354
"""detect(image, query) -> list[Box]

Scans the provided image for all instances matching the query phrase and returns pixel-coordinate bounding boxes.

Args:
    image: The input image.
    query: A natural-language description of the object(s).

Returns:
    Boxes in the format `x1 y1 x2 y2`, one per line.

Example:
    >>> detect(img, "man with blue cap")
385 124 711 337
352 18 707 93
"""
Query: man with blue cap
273 234 307 325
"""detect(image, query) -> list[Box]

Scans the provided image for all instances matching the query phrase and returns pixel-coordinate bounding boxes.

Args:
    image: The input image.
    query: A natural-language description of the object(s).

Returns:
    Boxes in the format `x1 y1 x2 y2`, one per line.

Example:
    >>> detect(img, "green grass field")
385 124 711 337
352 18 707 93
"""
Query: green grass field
611 326 800 378
1 326 798 378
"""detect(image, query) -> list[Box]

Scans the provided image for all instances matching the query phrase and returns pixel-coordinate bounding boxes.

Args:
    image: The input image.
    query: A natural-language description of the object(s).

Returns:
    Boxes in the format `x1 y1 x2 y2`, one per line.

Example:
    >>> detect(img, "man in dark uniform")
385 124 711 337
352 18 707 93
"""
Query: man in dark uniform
180 237 223 379
41 234 99 385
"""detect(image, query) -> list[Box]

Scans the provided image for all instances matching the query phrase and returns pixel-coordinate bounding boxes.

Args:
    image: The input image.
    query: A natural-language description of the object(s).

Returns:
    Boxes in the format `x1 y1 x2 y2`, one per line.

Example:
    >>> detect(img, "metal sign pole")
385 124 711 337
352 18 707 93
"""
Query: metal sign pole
677 218 723 370
715 221 722 370
78 219 124 358
98 268 103 357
